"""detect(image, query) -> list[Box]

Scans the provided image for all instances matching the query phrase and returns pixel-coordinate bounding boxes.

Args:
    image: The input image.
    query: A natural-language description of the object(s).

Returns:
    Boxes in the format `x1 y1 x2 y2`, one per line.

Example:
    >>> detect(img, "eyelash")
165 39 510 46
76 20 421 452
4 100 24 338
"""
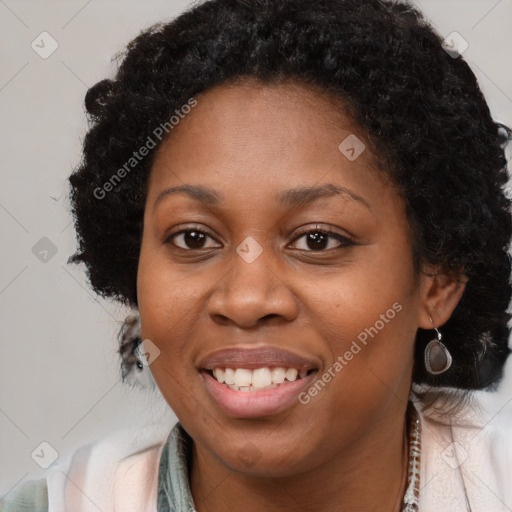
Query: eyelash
164 224 355 252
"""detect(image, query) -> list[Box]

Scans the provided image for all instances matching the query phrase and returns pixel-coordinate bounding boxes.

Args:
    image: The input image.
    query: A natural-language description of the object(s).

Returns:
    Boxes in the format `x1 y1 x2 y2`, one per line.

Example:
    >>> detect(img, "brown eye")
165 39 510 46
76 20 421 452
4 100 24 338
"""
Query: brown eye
290 228 354 252
165 228 221 250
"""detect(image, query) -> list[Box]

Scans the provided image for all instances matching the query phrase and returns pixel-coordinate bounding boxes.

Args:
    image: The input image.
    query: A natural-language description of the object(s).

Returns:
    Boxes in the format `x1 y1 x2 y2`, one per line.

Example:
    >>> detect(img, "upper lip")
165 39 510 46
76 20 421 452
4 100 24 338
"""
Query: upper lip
199 346 319 371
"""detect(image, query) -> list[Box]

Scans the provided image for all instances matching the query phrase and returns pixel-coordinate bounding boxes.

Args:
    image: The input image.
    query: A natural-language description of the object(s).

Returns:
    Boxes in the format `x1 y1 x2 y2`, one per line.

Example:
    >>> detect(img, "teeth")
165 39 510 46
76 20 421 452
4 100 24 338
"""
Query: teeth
285 368 298 382
224 368 235 385
234 368 252 387
271 367 286 383
210 366 311 391
252 368 272 388
213 368 225 383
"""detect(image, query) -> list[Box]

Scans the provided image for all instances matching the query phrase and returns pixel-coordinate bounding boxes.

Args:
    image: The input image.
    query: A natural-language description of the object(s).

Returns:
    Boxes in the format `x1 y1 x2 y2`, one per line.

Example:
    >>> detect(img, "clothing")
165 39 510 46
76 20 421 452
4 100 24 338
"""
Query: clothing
1 394 511 511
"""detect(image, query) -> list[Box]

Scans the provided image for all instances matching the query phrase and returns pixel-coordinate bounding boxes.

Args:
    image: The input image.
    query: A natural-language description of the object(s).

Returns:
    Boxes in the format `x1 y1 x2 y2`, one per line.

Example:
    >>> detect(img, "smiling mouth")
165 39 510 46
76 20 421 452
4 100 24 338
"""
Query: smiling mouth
204 367 317 392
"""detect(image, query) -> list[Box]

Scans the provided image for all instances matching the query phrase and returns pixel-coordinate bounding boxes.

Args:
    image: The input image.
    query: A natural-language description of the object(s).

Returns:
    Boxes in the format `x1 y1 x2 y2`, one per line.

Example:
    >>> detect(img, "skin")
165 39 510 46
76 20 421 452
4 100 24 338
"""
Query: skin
137 80 465 512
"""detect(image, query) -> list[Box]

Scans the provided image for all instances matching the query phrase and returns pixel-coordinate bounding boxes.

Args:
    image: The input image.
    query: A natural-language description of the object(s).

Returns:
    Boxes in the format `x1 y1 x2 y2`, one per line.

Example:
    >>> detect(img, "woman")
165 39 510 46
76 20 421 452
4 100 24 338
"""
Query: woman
2 0 511 510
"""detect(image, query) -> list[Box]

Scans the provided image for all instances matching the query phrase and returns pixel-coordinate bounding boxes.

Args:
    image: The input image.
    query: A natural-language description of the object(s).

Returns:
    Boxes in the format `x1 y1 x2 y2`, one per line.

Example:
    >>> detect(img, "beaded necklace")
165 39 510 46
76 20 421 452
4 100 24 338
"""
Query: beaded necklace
402 402 422 511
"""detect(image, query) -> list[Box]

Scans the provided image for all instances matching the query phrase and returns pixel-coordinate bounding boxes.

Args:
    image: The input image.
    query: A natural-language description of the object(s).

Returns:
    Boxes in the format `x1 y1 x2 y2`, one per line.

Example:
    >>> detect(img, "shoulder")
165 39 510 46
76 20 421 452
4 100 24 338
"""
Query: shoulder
414 390 512 511
1 420 174 512
63 420 172 512
0 478 48 512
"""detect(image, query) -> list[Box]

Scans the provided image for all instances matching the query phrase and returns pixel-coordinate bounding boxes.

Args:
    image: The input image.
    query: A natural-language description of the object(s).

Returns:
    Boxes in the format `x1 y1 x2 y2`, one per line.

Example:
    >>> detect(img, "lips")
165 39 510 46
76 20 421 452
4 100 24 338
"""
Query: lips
198 345 320 418
199 346 318 371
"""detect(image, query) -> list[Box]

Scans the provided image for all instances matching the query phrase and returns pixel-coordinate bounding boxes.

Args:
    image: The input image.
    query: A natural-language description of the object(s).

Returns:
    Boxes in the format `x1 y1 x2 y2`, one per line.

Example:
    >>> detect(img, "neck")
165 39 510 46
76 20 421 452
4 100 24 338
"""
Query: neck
190 404 409 512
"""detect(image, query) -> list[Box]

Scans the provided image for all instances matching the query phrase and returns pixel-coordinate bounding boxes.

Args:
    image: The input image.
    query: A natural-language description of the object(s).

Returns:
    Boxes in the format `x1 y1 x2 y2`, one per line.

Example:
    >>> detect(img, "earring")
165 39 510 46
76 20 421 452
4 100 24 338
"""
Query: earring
424 315 452 375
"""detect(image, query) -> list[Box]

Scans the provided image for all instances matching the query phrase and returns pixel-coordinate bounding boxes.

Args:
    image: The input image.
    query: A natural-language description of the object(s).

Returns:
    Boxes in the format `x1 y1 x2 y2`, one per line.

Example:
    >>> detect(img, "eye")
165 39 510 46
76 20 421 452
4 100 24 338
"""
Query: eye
289 226 355 252
164 226 221 250
164 224 354 252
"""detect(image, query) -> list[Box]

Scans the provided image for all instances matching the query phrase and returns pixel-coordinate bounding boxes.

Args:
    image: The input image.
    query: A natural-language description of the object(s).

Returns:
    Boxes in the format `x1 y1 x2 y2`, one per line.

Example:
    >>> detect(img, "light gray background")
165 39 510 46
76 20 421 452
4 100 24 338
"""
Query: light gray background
1 0 511 495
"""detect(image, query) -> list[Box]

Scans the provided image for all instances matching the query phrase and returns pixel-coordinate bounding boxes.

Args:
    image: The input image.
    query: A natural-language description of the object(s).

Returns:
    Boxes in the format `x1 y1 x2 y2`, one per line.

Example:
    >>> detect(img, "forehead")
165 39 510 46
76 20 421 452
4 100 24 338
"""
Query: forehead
164 80 363 153
147 80 395 212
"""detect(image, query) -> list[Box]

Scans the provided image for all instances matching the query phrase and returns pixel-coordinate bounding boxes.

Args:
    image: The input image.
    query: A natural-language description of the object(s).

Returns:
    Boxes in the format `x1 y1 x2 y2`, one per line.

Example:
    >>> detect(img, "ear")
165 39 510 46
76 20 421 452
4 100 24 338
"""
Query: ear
417 266 468 329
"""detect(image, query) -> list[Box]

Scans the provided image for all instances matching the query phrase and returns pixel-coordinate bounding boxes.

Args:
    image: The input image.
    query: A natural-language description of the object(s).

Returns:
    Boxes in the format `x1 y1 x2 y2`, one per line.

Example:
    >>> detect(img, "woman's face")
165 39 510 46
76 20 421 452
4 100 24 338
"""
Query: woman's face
137 81 428 476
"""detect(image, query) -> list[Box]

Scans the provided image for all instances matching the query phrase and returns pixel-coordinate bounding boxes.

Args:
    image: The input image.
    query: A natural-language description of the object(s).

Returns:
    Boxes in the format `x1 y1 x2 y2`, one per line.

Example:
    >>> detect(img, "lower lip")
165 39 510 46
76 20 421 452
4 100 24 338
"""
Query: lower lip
200 370 318 418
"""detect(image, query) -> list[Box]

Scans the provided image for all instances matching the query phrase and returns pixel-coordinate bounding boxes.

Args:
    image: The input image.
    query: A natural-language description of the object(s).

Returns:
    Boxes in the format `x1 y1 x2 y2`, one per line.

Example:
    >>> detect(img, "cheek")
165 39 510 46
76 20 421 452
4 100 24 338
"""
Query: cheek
296 283 417 440
300 236 416 336
137 233 194 331
136 246 199 415
297 237 418 394
136 241 187 371
136 238 218 382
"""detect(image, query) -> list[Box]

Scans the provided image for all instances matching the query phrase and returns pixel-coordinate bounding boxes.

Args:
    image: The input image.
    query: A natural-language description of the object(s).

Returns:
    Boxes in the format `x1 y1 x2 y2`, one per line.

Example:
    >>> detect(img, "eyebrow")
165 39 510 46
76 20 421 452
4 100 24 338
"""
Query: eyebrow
153 183 372 211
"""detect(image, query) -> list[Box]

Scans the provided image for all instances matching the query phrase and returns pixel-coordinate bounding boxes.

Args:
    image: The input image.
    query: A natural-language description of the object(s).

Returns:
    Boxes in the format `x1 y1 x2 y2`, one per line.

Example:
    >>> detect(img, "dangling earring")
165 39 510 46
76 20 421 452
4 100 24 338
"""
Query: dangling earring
424 315 452 375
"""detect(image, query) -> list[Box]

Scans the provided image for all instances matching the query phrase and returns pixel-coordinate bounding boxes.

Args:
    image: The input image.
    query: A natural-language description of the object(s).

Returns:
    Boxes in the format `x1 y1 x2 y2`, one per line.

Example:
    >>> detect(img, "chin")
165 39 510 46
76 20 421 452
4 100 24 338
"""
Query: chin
215 439 317 478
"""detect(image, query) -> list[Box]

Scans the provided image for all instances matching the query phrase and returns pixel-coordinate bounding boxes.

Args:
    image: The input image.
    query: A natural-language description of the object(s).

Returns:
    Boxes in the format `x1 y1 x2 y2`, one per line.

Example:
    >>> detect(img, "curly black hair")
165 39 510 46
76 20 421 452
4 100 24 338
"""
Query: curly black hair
68 0 512 391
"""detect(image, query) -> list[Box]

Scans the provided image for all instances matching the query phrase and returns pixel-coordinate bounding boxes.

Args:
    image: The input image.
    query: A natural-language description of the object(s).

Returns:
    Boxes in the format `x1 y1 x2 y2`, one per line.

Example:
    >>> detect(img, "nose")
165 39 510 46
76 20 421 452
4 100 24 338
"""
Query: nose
207 240 298 329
